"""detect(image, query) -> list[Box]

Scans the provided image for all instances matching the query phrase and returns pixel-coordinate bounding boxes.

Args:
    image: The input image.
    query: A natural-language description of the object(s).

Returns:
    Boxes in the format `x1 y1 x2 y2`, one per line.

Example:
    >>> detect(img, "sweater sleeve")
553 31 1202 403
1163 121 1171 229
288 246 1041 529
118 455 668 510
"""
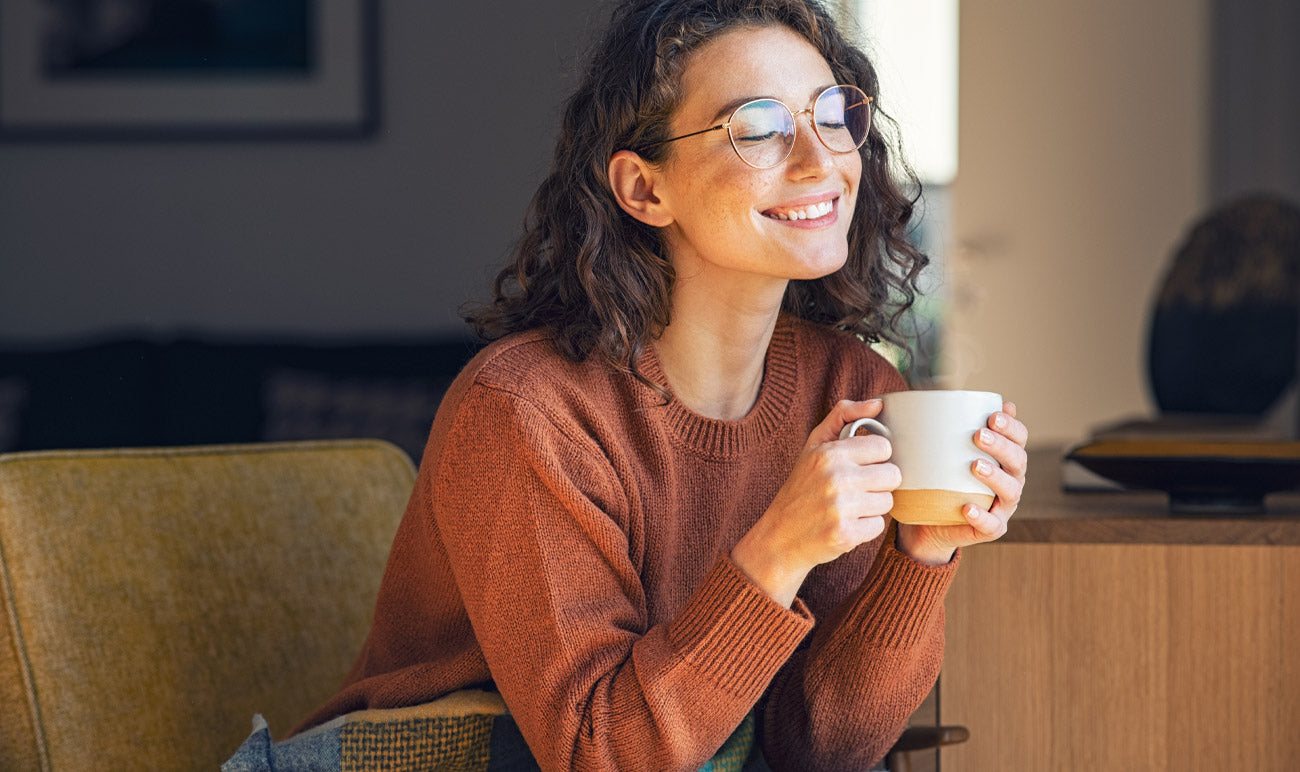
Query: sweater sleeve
756 522 960 771
748 350 959 771
431 382 813 772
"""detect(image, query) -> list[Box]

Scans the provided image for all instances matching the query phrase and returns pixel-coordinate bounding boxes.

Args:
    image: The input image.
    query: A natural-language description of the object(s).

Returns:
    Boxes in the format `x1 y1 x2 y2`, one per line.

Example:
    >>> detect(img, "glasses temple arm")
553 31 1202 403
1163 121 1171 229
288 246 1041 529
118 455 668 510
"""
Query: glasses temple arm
639 123 728 151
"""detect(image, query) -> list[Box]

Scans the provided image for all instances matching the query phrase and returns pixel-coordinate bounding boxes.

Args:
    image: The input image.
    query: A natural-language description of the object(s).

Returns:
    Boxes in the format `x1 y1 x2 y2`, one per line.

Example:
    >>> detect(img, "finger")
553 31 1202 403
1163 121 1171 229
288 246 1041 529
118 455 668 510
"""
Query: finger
854 492 896 518
846 513 888 545
975 426 1028 481
962 502 1008 540
808 399 884 446
827 473 897 523
855 460 901 492
972 458 1023 512
988 409 1029 449
835 434 894 467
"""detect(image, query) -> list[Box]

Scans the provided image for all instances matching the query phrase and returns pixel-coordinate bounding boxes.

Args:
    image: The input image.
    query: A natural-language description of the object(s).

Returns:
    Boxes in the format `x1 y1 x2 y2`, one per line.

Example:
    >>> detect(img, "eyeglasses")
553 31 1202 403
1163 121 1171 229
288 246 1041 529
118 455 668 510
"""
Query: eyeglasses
641 84 873 169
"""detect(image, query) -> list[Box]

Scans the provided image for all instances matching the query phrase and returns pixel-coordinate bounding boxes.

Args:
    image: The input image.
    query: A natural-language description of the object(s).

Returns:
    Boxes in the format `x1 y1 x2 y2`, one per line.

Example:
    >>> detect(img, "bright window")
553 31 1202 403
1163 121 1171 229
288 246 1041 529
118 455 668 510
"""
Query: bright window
839 0 959 384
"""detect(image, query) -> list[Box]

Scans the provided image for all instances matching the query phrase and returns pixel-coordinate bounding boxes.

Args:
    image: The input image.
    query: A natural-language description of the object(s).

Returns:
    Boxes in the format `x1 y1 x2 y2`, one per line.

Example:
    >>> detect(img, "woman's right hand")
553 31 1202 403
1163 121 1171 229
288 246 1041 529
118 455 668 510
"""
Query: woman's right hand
730 399 900 607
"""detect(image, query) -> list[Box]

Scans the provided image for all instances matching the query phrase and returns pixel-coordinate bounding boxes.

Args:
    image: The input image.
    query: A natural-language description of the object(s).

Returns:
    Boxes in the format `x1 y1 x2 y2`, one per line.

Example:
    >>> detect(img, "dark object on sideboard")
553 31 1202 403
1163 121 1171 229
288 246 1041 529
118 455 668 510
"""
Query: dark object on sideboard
1147 194 1299 417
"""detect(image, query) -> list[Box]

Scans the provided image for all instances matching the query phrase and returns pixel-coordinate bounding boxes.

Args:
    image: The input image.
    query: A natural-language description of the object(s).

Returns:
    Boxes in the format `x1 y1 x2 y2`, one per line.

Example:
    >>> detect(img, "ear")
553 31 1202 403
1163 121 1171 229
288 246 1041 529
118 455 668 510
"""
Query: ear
608 150 674 228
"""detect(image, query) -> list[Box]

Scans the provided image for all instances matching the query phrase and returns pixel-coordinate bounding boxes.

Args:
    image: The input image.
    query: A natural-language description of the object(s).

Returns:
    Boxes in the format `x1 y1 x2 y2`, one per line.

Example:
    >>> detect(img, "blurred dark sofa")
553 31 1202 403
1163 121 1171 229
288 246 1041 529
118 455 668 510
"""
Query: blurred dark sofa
0 334 481 463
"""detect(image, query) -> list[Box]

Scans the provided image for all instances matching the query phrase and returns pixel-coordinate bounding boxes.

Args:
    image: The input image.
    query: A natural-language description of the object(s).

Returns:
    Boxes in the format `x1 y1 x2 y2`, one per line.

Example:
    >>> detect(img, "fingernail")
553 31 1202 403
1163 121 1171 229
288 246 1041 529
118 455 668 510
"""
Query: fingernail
993 413 1007 430
979 428 995 445
975 459 994 476
964 504 979 520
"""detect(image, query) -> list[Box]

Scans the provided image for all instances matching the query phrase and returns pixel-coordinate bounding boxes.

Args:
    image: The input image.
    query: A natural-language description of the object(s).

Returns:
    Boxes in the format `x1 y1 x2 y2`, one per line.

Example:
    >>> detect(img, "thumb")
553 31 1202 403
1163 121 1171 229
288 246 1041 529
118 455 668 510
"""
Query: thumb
807 398 883 446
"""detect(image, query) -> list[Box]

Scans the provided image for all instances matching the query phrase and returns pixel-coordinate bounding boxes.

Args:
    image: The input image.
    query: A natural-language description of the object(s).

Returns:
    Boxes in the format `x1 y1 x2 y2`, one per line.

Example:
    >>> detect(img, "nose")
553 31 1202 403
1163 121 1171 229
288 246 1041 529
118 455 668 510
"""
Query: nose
785 109 835 177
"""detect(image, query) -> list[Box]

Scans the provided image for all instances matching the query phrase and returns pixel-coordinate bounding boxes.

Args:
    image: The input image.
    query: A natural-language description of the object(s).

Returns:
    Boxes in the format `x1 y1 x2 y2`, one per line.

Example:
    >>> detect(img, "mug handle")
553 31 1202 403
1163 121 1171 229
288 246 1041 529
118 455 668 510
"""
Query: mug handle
839 417 891 440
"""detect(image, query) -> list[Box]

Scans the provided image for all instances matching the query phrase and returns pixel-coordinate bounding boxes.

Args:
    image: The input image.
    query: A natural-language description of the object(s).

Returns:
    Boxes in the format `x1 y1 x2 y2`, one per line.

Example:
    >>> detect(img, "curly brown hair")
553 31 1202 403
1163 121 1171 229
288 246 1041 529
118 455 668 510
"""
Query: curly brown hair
465 0 928 375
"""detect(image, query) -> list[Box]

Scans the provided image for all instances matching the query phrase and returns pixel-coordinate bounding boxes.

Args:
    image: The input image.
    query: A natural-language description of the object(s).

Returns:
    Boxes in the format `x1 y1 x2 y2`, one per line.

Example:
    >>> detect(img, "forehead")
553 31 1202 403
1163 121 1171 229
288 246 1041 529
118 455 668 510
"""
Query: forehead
675 24 837 119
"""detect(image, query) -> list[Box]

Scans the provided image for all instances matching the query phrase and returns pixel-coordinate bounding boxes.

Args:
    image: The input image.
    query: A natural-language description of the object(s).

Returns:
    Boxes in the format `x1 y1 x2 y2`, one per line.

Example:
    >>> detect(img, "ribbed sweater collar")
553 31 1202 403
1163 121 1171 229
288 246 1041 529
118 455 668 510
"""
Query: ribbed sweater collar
638 314 800 460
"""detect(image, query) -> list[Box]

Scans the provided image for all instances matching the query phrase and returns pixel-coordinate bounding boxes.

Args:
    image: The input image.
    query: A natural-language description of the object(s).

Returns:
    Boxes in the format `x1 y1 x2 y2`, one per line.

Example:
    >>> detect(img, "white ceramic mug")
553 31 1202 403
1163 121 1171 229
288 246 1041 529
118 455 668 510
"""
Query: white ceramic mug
838 389 1003 526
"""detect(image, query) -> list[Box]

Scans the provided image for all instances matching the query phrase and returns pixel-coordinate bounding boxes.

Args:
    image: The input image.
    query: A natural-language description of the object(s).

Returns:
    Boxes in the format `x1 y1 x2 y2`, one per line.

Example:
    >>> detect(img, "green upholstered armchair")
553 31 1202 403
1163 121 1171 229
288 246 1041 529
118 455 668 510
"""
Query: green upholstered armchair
0 441 414 771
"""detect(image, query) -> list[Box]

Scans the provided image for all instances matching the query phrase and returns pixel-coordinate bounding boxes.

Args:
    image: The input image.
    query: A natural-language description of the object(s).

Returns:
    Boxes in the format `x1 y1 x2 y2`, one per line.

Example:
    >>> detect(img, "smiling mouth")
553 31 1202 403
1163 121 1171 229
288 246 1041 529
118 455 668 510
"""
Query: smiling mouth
762 199 835 221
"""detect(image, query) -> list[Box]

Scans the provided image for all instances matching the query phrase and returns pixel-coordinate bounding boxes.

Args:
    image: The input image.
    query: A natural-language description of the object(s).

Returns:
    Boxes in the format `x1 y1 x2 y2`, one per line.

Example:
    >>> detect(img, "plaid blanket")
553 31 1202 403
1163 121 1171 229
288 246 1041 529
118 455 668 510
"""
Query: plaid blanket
223 690 759 772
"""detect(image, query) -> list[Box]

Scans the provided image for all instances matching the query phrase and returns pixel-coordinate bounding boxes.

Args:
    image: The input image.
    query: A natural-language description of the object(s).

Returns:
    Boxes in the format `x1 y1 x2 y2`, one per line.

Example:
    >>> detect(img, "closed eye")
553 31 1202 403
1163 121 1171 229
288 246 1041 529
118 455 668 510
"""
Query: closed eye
734 129 785 144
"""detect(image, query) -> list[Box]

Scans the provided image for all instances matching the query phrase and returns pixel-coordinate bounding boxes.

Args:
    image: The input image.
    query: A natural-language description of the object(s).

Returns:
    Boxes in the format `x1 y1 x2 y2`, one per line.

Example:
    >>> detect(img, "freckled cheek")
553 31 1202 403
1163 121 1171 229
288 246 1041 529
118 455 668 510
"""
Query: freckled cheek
842 159 863 207
677 159 778 233
705 187 766 231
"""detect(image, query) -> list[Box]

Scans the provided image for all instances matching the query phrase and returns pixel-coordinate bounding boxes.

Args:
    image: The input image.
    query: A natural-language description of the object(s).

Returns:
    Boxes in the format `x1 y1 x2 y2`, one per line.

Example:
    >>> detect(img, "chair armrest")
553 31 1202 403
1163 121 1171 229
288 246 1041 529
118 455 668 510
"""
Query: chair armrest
890 724 970 753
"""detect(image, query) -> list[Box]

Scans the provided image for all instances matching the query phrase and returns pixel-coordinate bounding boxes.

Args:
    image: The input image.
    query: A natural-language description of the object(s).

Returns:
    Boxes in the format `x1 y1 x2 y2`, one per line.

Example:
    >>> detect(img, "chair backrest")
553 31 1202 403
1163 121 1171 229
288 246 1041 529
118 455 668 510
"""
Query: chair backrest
0 440 415 771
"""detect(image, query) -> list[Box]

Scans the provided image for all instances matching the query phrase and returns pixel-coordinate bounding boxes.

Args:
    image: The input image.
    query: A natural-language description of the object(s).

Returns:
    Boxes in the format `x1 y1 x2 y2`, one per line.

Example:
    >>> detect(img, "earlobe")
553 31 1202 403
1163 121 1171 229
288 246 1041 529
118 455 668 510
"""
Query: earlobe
608 150 674 228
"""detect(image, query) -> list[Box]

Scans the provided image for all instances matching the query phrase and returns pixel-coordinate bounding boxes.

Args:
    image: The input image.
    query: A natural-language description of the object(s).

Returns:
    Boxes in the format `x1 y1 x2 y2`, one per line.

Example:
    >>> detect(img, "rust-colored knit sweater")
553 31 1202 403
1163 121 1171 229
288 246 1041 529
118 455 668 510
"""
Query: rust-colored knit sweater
296 314 959 771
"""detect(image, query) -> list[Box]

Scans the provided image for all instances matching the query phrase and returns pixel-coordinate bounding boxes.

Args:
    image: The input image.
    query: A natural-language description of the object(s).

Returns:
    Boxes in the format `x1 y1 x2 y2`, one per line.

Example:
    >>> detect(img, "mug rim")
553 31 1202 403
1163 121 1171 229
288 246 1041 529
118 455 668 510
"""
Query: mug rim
877 389 1002 400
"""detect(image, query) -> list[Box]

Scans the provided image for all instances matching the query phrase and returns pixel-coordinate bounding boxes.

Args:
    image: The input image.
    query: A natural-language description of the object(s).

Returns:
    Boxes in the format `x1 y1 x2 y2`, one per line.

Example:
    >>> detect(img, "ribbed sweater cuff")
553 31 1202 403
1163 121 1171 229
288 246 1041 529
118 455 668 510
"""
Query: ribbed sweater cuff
667 555 814 700
847 530 960 649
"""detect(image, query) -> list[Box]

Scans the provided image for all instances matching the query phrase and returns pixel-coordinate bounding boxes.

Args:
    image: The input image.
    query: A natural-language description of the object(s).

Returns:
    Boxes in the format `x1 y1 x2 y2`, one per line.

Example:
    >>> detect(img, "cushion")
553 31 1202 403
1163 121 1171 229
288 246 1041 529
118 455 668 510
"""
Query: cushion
159 338 475 457
223 691 758 772
261 367 445 461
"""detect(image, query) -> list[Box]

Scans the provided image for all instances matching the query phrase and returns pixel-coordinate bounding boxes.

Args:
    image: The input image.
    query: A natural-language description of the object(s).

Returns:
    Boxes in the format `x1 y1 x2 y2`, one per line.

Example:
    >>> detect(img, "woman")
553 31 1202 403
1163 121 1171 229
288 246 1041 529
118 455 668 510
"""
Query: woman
234 0 1028 770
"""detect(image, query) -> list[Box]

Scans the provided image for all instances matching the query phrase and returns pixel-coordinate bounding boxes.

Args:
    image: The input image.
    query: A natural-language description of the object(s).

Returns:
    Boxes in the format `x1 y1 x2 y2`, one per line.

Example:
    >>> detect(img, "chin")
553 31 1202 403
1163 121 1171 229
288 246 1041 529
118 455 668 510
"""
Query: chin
792 252 850 281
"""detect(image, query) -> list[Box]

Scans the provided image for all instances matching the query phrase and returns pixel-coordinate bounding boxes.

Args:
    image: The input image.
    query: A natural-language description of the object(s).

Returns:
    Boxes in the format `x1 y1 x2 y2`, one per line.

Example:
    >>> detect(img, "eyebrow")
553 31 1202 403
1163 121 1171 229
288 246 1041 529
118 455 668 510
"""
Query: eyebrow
708 95 762 124
706 84 838 124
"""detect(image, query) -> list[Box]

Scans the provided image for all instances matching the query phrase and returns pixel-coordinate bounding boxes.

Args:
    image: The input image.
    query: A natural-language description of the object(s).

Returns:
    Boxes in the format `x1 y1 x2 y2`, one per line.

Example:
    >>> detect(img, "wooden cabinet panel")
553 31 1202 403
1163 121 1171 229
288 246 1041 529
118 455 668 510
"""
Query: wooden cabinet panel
941 543 1300 771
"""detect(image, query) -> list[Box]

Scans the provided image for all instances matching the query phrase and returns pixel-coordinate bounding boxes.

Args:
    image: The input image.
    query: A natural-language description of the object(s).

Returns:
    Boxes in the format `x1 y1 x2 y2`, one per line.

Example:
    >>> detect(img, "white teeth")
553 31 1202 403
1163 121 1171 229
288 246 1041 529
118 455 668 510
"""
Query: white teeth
767 200 834 221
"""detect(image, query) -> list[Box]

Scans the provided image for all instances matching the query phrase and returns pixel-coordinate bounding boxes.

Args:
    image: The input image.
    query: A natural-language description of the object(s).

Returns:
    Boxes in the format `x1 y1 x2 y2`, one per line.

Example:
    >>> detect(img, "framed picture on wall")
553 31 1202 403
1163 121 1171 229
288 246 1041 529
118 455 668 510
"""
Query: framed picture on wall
0 0 378 139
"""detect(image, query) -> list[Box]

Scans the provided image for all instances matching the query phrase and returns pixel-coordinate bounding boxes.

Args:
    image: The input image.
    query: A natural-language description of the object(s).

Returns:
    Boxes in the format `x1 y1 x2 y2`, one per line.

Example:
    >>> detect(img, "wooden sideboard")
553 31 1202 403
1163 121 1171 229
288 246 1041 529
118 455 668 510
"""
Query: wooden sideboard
939 449 1300 771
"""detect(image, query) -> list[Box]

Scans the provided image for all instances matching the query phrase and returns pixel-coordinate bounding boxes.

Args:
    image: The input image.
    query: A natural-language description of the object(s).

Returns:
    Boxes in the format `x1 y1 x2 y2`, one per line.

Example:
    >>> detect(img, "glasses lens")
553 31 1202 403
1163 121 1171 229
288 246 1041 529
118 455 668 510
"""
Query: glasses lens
813 85 871 153
728 99 795 168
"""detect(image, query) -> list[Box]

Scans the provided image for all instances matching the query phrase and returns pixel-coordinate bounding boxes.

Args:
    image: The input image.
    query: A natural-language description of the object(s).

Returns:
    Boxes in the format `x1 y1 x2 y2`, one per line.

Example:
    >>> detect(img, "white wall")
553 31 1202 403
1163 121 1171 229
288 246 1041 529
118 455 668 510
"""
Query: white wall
945 0 1212 446
0 2 602 340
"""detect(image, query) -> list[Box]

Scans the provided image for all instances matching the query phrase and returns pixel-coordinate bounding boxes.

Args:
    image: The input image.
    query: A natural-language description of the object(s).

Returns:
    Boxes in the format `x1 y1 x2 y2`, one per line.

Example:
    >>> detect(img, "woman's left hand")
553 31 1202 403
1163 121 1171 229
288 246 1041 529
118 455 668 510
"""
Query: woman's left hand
895 402 1029 566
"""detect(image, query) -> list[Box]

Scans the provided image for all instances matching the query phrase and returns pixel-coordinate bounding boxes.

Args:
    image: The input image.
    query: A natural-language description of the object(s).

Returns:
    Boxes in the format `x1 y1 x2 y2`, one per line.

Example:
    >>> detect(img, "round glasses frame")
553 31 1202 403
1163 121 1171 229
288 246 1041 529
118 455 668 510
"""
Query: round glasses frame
640 84 873 169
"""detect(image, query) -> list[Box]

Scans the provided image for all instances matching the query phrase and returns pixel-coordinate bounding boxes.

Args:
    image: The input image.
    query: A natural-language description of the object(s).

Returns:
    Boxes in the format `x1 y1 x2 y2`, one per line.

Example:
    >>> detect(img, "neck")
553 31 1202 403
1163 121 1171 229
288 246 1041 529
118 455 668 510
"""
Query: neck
653 277 787 421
